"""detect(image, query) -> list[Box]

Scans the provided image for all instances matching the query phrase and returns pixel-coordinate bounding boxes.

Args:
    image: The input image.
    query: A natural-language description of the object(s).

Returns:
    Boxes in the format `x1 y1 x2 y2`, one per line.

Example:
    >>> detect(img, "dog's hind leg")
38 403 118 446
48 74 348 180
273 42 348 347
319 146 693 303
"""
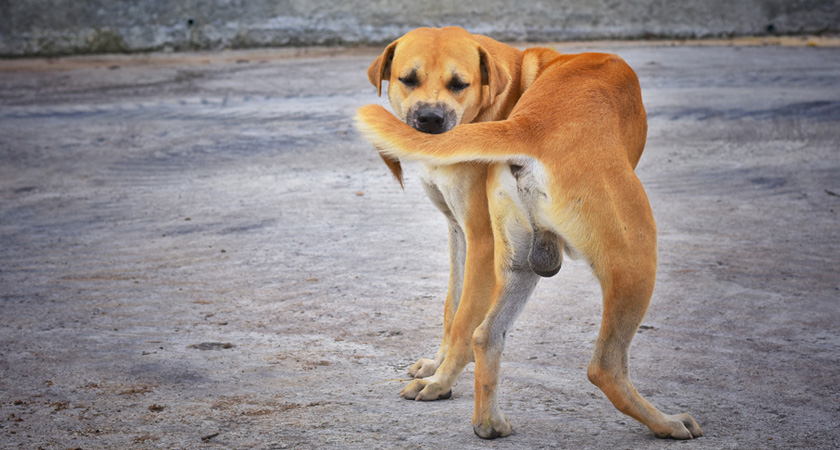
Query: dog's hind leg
471 164 541 438
587 243 703 439
471 262 539 438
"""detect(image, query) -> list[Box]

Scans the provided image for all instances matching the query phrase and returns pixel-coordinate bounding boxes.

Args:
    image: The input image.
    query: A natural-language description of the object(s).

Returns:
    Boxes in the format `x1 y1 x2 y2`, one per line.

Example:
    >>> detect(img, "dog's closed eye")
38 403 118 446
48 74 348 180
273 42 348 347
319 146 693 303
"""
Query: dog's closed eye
398 72 420 88
448 78 471 92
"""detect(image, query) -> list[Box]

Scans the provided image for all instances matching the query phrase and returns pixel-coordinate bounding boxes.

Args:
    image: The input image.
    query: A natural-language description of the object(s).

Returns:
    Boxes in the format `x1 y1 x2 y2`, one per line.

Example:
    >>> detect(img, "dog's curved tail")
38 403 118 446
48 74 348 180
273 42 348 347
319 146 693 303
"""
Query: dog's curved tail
354 104 529 166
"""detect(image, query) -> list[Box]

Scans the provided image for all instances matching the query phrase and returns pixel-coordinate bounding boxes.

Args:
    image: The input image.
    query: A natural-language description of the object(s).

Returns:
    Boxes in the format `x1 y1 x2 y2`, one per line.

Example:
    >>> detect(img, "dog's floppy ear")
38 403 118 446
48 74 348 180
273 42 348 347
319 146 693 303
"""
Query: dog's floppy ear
479 46 510 104
367 40 398 97
365 41 403 188
379 154 404 190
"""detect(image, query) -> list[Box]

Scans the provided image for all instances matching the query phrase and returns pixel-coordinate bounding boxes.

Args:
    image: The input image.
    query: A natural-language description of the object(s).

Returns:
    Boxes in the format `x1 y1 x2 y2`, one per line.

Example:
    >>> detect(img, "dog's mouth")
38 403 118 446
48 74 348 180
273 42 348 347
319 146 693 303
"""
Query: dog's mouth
406 103 457 134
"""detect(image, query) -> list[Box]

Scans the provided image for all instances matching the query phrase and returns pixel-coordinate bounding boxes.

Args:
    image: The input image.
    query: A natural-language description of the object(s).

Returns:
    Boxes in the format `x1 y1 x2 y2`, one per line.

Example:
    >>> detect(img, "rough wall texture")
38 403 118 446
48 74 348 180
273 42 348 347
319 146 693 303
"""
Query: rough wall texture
1 0 838 56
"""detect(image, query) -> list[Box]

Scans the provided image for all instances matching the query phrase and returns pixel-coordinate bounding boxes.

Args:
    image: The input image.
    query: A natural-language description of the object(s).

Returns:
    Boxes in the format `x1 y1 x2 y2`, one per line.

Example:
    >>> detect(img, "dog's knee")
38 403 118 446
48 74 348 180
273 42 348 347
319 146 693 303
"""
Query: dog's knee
528 228 562 277
472 325 491 353
472 323 507 356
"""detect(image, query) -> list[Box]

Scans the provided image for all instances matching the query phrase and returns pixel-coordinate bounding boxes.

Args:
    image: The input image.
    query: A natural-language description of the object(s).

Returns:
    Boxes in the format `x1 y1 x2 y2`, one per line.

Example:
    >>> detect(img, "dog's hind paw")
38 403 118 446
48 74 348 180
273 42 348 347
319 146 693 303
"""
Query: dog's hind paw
653 413 703 439
472 414 511 439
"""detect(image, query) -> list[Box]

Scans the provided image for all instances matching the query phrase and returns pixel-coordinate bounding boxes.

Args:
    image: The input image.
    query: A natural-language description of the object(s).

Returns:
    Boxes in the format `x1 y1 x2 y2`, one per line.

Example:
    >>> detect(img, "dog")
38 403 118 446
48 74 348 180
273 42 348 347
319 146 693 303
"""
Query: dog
357 27 702 440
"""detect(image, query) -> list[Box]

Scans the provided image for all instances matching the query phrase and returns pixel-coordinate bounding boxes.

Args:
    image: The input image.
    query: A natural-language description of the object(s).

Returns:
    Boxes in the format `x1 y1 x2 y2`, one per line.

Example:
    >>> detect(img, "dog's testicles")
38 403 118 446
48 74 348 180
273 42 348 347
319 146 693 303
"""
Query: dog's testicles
509 162 562 277
528 228 562 277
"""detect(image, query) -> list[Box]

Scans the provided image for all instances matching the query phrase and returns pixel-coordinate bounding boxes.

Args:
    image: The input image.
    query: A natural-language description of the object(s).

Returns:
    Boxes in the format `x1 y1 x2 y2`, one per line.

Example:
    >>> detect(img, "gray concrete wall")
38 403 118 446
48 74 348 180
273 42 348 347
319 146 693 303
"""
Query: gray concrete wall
1 0 838 56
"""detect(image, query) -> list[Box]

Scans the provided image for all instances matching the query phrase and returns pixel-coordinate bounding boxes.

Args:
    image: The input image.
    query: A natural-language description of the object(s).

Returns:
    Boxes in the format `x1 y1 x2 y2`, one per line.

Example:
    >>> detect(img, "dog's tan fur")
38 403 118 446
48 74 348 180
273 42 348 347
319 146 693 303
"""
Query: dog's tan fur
357 27 701 440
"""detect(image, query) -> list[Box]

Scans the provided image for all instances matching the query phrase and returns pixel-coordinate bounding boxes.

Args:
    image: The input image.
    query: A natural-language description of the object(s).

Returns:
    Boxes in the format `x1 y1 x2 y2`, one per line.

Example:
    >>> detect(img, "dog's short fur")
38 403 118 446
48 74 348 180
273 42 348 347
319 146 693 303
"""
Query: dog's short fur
357 27 702 440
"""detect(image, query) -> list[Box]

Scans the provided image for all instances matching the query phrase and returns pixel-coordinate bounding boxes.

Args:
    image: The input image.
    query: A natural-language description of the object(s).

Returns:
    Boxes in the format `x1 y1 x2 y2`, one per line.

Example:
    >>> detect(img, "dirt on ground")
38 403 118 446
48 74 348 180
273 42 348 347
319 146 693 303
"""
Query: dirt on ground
0 40 838 449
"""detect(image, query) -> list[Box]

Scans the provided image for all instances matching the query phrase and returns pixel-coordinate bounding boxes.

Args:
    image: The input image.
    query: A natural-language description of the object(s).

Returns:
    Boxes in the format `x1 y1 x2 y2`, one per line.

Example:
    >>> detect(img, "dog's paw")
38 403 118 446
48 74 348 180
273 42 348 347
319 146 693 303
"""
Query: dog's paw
472 413 511 439
408 358 439 378
653 413 703 439
399 378 452 401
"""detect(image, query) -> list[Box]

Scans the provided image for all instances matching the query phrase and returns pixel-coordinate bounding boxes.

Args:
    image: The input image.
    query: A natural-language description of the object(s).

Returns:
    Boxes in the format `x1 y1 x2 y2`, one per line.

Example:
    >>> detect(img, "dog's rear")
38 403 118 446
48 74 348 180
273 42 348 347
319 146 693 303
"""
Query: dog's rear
357 48 702 440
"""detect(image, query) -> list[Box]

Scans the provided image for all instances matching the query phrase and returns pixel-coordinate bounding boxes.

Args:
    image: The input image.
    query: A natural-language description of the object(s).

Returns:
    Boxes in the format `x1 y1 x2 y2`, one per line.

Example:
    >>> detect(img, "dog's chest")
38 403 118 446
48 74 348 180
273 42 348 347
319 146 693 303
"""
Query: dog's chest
418 163 479 222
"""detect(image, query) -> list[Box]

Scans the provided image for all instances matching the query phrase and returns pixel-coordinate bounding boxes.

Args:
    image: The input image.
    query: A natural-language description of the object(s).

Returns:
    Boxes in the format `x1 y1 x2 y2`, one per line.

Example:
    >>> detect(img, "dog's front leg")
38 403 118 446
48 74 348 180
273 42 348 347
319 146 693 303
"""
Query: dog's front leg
408 217 466 379
401 230 495 401
401 164 496 400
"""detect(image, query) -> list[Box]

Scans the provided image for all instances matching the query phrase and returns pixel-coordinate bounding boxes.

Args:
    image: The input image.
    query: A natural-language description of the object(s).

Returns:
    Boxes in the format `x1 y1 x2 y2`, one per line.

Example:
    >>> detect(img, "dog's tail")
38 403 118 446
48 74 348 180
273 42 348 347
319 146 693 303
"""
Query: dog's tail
354 104 529 166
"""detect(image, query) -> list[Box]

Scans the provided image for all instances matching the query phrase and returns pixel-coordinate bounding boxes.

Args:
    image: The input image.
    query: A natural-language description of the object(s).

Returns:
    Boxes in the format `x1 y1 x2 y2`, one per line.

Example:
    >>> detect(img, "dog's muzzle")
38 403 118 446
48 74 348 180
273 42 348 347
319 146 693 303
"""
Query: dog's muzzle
407 103 457 134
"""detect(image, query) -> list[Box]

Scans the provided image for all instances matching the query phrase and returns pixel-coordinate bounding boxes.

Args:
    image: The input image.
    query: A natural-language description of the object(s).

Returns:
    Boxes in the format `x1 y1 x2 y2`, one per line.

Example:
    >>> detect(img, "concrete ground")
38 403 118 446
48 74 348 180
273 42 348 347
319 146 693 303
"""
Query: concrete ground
0 40 838 449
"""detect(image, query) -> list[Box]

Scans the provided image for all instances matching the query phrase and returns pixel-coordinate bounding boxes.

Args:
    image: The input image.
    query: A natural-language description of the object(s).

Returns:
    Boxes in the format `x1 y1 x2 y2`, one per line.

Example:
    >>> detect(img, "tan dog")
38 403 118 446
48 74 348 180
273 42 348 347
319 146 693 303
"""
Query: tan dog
357 27 703 440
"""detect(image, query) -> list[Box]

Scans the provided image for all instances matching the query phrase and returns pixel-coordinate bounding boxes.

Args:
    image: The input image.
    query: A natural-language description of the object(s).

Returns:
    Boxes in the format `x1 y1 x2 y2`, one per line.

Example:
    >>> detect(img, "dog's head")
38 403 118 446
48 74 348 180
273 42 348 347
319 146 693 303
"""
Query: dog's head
367 27 509 135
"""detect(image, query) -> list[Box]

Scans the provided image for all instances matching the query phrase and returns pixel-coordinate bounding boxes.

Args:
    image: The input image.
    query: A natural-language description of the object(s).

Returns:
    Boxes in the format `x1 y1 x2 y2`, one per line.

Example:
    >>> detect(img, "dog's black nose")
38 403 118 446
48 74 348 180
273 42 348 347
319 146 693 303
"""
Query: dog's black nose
416 110 446 134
